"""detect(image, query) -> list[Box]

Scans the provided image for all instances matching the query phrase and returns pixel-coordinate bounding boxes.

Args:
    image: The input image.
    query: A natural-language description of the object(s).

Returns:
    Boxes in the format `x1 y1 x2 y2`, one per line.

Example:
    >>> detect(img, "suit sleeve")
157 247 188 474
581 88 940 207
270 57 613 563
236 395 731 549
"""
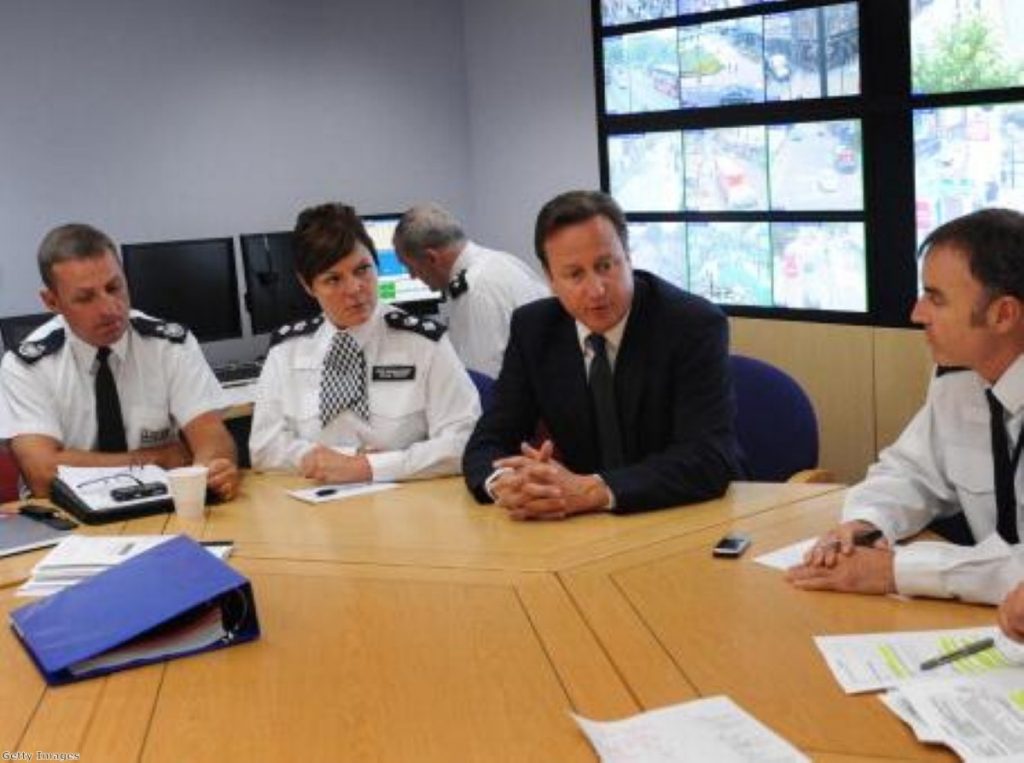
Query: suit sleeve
602 312 741 512
461 312 541 502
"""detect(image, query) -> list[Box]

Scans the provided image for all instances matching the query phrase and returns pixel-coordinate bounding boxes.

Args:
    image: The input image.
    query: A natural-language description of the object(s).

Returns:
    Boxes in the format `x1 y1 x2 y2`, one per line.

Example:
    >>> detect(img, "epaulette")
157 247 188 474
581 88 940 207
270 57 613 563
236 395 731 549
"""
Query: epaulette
270 315 324 347
935 365 968 377
384 311 446 342
447 268 469 299
12 327 65 365
130 316 189 344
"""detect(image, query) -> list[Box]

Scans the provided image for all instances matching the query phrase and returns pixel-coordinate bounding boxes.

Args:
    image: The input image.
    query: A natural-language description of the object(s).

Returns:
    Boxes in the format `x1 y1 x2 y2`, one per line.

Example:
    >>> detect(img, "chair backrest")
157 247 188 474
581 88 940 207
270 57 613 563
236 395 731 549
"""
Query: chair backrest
730 354 819 482
0 312 52 352
467 370 496 413
0 444 20 503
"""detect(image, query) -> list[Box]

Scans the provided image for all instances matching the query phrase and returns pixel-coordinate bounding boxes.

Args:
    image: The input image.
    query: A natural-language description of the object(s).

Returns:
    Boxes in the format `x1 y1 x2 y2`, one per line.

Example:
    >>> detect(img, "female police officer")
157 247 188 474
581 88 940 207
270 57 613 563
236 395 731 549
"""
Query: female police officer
249 202 480 483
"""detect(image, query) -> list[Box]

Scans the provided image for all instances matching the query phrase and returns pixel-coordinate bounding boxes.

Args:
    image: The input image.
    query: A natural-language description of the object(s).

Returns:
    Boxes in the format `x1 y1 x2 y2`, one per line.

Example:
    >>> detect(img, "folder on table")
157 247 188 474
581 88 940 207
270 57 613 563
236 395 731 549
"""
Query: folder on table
9 535 259 685
50 465 173 525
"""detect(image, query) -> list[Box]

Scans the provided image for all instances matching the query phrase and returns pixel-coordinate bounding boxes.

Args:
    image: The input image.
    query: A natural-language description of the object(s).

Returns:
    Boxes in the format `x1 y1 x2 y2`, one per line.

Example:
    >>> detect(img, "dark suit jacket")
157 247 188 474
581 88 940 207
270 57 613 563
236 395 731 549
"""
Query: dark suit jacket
463 270 743 513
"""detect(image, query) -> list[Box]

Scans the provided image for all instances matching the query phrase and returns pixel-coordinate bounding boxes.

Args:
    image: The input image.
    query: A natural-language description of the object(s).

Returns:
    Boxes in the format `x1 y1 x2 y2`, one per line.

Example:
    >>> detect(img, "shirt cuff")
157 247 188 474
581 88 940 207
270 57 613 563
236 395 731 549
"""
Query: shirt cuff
366 451 405 483
595 474 617 511
484 467 512 501
893 543 951 599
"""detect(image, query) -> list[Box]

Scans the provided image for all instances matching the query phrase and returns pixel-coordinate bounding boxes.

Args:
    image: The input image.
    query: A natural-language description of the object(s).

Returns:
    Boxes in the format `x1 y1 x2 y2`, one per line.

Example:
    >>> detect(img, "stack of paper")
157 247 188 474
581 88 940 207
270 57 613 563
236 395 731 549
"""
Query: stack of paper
287 482 399 504
574 696 809 763
17 535 232 598
815 627 1024 760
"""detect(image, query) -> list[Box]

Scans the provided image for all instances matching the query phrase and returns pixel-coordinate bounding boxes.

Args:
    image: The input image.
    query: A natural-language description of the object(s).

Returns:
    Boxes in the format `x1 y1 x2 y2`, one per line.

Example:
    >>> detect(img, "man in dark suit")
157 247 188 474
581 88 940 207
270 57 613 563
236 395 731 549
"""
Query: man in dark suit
462 190 742 519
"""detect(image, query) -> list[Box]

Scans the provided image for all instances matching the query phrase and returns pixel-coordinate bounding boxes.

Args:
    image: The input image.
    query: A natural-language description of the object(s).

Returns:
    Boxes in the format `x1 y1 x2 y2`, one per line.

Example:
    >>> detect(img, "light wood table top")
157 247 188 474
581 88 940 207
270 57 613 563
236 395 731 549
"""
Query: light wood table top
561 490 990 762
0 477 992 762
196 471 842 570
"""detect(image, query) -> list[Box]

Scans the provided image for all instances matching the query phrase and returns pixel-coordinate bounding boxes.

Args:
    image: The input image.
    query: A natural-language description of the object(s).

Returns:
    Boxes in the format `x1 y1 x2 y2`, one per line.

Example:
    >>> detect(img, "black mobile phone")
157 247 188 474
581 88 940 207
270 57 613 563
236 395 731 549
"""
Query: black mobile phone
712 532 752 558
19 504 78 531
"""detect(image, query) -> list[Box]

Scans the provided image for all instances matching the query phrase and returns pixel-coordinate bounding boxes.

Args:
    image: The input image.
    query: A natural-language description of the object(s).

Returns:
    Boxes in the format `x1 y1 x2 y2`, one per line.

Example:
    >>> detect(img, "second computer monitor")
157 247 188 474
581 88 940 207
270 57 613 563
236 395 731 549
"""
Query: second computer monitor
239 232 320 336
363 214 443 312
121 237 242 343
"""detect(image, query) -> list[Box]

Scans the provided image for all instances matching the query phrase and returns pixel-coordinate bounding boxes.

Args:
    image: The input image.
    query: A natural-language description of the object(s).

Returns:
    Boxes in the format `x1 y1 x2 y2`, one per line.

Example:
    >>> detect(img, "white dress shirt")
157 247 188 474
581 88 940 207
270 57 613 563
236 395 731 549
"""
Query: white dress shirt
442 242 548 378
843 354 1024 604
0 311 225 451
249 304 480 482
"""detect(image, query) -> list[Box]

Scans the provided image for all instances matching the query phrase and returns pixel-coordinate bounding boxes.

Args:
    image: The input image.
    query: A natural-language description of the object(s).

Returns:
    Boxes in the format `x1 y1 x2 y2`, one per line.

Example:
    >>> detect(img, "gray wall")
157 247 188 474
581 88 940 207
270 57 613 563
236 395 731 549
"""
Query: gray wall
462 0 600 263
0 0 599 351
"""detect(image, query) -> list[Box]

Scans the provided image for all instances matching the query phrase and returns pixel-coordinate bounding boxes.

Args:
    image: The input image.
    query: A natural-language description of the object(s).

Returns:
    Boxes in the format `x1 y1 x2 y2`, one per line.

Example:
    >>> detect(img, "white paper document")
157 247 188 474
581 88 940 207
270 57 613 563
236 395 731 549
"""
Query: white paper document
17 535 232 597
890 672 1024 762
753 538 816 570
815 626 1017 694
288 482 399 504
573 696 809 763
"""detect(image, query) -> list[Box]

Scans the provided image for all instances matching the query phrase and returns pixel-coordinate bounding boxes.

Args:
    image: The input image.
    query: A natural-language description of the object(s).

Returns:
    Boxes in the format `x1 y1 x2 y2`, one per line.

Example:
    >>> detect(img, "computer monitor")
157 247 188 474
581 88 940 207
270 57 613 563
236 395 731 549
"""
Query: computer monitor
120 237 243 343
239 231 320 335
0 312 52 352
363 214 443 313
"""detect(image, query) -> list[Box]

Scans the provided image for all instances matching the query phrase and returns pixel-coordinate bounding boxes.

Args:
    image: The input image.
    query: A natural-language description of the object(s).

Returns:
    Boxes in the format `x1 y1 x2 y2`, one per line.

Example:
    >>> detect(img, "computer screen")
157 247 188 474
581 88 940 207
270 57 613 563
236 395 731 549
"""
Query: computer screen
120 237 242 342
239 231 320 335
363 214 443 310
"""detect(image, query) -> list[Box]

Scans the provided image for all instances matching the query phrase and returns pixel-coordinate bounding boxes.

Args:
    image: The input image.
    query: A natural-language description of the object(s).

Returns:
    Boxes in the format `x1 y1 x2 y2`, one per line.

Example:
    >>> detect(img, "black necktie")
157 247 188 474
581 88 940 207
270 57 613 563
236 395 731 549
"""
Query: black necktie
986 389 1020 544
95 346 127 453
587 333 624 469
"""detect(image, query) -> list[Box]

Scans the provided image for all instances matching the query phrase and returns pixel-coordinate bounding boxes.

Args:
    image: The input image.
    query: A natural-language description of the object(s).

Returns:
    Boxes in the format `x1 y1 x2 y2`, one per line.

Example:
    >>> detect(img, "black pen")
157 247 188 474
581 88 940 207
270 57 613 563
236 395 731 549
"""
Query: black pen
920 637 995 671
315 487 339 497
822 528 884 552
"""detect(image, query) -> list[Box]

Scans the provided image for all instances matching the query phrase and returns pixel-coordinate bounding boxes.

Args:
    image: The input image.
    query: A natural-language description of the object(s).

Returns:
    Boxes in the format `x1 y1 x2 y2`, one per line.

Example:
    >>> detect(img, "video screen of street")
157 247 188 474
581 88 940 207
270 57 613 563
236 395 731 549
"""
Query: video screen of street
609 119 863 213
600 1 775 29
914 103 1024 246
602 3 859 114
911 0 1024 96
627 220 866 312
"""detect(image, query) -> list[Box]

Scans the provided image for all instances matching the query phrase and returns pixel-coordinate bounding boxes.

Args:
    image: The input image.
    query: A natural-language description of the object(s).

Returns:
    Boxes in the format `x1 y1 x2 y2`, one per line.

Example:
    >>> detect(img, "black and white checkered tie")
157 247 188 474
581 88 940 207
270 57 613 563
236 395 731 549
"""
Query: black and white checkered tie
320 332 369 426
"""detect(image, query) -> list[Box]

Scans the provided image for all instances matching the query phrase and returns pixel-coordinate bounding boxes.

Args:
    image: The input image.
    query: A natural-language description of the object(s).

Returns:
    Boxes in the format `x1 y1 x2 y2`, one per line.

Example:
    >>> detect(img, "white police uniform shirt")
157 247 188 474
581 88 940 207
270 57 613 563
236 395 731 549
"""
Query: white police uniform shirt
843 354 1024 604
249 304 480 482
442 242 548 378
0 311 226 451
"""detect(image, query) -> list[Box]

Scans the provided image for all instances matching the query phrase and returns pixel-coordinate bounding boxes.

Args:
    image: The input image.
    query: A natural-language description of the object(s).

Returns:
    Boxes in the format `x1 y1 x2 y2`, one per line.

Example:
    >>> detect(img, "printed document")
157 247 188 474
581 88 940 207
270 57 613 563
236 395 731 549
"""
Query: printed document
17 535 232 597
573 696 809 763
288 482 399 504
891 672 1024 762
815 626 1017 694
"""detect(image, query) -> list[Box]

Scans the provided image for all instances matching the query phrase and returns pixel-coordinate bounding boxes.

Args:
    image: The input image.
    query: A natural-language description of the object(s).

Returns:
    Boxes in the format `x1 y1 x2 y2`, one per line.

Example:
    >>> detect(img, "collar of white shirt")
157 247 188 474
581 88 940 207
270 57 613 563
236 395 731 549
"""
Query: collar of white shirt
449 241 481 280
991 353 1024 417
574 309 631 370
67 314 131 372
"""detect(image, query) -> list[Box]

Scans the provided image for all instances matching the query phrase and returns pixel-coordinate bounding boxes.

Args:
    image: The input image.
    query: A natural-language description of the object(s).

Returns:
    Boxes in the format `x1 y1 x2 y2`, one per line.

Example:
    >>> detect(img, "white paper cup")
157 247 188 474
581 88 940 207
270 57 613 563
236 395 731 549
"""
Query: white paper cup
167 465 209 520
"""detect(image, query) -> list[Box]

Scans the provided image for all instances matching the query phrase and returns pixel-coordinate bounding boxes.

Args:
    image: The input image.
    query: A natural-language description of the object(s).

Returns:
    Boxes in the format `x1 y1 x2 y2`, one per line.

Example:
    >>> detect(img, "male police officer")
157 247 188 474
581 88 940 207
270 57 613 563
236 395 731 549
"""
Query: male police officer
1 223 240 499
393 203 547 378
789 209 1024 603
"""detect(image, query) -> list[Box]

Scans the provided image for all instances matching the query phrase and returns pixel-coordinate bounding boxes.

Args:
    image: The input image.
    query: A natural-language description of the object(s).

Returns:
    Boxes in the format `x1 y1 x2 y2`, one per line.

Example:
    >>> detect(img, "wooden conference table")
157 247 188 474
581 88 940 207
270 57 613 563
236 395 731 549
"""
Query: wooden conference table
0 474 997 762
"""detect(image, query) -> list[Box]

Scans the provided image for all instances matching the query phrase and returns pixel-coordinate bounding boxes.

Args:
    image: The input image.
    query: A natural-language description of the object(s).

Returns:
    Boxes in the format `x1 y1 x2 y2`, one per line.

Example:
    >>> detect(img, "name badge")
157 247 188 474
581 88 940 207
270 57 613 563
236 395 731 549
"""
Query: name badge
372 365 416 381
139 426 172 447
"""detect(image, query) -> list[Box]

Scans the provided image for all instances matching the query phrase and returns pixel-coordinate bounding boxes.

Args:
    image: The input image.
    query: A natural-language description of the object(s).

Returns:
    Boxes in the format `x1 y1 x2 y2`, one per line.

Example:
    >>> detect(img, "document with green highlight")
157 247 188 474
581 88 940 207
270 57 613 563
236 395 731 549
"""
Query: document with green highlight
814 626 1019 694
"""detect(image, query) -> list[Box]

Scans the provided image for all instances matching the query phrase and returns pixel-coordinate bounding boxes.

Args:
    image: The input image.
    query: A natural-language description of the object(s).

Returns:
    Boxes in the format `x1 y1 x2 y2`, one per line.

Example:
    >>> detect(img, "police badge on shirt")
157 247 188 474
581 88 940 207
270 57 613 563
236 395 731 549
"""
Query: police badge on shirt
372 365 416 381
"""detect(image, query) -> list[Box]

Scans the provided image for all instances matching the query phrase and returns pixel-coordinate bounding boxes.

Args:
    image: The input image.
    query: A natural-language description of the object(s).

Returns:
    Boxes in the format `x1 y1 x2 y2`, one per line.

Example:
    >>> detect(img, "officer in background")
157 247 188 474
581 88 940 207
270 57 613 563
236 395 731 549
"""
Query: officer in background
1 223 240 499
248 202 480 483
393 203 548 378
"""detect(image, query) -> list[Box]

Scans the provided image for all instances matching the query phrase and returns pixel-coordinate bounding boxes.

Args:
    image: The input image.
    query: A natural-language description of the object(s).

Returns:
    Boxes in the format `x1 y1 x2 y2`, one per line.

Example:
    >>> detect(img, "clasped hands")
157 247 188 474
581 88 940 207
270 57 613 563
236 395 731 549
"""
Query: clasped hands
784 519 897 595
300 444 372 484
489 440 611 521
